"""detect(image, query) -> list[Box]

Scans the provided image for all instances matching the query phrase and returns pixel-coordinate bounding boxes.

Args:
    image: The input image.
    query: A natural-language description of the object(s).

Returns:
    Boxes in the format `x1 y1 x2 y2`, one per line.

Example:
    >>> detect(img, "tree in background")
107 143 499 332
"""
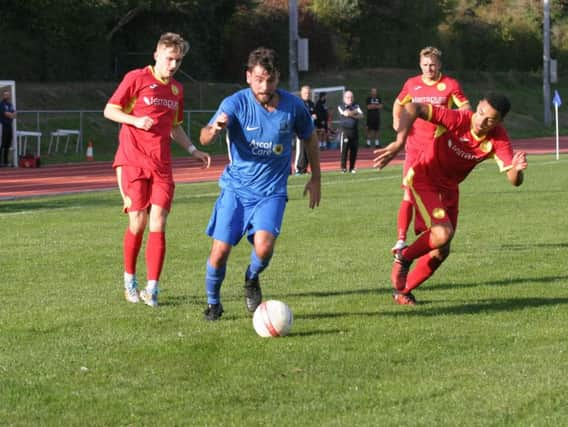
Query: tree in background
2 0 568 82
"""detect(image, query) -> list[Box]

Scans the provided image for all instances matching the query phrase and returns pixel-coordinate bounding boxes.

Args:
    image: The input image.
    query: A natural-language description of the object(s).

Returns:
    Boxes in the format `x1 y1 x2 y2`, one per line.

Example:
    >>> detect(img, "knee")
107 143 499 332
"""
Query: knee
128 212 147 234
210 244 231 268
254 243 274 260
430 223 454 248
254 237 275 260
432 244 451 261
149 208 168 232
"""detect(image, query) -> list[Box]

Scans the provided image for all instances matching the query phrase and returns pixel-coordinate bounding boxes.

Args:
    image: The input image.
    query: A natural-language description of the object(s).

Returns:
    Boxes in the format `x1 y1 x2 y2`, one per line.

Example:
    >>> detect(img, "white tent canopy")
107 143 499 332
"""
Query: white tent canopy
0 80 17 167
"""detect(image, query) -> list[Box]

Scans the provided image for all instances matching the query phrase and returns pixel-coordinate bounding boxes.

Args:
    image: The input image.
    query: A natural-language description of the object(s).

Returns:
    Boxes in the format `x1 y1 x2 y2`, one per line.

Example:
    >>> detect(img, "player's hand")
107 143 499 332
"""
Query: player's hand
213 113 229 131
512 151 528 171
134 116 154 131
122 195 132 214
193 150 211 168
303 175 321 209
373 141 403 170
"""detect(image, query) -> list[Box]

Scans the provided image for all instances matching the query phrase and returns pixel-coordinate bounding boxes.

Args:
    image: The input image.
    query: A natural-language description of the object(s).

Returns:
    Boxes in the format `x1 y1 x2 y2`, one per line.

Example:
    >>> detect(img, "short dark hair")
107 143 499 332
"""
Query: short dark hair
247 47 280 75
484 92 511 119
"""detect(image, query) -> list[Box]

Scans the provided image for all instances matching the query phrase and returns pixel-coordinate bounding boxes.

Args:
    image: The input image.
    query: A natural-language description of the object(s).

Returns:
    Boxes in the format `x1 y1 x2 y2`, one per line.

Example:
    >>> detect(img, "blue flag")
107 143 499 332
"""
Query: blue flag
553 90 562 107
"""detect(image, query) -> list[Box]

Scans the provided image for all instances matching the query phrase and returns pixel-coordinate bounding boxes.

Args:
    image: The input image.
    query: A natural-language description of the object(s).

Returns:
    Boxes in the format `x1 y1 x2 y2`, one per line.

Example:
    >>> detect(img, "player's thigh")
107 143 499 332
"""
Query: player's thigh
206 190 246 246
247 196 287 244
149 170 175 213
119 165 152 212
410 185 451 235
442 189 459 231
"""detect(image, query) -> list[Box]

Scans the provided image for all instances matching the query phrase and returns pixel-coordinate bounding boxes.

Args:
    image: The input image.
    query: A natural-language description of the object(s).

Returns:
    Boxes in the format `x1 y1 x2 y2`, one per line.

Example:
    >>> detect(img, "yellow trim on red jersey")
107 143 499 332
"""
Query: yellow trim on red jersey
493 153 513 173
148 65 169 84
434 125 447 138
451 94 468 108
426 104 433 121
123 97 137 114
397 94 413 106
421 73 442 86
405 168 432 229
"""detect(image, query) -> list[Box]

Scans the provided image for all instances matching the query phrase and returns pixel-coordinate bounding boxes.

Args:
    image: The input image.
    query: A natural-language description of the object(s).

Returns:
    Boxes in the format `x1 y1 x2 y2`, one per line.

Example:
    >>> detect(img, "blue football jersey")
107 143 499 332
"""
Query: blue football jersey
209 88 314 198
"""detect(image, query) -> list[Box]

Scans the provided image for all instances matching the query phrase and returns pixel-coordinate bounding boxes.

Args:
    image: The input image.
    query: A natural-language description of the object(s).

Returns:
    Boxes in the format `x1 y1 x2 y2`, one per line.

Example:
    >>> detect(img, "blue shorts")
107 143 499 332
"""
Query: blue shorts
206 189 287 246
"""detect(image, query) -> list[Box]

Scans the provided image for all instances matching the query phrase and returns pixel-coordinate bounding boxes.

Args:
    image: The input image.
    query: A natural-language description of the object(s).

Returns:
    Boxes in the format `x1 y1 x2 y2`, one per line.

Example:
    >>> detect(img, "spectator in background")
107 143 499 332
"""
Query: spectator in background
0 89 16 166
314 92 329 150
295 85 317 175
338 90 364 173
365 87 383 148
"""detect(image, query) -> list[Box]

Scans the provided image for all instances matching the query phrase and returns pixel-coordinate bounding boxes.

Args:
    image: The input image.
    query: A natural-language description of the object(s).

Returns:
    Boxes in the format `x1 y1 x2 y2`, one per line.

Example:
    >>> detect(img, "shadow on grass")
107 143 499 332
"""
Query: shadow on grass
295 310 381 320
500 242 568 249
159 295 203 307
383 297 568 317
426 274 568 292
279 287 389 299
291 329 343 337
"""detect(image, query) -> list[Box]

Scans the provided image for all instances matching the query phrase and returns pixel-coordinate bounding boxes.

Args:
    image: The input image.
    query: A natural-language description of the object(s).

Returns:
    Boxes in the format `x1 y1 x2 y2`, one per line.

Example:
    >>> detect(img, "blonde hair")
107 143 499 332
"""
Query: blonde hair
157 32 190 57
420 46 442 62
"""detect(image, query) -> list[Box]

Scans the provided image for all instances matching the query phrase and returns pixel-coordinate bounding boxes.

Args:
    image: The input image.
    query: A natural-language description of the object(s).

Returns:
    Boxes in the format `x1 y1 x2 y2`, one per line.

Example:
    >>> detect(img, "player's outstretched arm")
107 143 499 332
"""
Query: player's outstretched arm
200 112 229 146
372 141 405 170
374 102 429 169
303 131 321 209
507 151 527 187
171 125 211 168
392 101 403 131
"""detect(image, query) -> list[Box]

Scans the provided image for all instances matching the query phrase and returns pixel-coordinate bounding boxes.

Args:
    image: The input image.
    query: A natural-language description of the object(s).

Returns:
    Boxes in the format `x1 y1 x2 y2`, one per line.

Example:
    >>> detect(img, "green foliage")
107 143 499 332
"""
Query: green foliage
1 0 568 81
308 0 362 26
1 157 567 425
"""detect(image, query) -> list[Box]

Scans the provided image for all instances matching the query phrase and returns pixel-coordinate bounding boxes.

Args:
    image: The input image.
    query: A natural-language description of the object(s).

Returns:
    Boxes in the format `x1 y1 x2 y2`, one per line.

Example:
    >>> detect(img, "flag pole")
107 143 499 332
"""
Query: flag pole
555 103 560 160
552 90 562 160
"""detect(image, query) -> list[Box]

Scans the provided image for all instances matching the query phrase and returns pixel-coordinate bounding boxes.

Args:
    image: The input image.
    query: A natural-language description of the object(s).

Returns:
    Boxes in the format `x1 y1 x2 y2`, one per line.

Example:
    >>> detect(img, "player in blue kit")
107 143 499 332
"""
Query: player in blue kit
199 47 321 321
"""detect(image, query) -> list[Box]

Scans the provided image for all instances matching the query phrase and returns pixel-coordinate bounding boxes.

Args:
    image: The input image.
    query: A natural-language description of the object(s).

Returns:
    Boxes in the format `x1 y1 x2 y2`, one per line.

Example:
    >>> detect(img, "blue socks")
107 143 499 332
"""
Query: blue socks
206 251 271 304
246 250 272 280
205 260 226 304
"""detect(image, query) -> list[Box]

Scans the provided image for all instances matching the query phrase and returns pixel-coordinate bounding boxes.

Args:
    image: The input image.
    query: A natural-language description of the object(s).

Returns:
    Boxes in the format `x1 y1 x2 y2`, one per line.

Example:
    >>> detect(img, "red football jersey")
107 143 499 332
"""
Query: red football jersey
109 66 184 172
408 105 514 190
396 74 469 165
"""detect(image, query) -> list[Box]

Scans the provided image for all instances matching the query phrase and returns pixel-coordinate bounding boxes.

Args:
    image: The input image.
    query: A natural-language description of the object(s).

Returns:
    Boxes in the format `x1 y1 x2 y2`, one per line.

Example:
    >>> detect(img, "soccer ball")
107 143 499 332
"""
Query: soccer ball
252 300 293 337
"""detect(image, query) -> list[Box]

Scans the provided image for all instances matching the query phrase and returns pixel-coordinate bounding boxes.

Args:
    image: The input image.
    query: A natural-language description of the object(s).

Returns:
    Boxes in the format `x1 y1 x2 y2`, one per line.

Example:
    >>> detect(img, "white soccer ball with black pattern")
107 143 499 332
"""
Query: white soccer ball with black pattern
253 300 293 337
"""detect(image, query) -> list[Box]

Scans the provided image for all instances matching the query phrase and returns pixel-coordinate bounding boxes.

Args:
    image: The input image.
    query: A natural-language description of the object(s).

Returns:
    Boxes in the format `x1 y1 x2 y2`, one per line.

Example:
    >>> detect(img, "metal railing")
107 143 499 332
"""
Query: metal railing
11 109 218 165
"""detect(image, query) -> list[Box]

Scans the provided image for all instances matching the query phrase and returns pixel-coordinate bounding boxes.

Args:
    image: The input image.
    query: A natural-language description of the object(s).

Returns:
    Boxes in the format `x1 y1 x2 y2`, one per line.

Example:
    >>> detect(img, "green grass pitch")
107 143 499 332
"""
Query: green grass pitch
1 155 567 426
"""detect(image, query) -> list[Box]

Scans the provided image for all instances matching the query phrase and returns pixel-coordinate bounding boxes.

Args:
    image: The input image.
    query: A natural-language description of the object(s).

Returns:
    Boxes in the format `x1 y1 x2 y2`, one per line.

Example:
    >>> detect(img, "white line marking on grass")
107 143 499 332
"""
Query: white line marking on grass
0 206 83 217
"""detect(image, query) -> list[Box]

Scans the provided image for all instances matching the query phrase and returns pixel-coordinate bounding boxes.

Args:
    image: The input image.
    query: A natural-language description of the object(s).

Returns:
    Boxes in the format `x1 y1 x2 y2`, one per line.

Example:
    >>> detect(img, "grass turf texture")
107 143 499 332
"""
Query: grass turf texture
1 155 567 426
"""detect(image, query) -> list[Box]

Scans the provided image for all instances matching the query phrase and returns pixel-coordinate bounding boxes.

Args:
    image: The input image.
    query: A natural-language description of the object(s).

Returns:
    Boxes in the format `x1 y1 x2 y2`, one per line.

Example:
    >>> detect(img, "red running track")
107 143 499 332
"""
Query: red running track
0 137 565 200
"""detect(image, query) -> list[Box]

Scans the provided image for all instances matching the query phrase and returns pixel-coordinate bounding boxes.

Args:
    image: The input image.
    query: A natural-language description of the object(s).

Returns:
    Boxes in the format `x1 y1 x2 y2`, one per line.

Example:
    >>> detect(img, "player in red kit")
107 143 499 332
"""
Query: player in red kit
374 93 528 305
390 46 470 254
104 33 211 307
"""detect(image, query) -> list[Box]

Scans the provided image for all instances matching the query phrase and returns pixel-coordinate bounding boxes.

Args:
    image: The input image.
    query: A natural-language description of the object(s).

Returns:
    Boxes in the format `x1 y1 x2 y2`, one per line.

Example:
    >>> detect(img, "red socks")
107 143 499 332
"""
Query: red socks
404 255 443 293
146 231 166 281
397 199 413 241
124 229 143 275
401 230 435 261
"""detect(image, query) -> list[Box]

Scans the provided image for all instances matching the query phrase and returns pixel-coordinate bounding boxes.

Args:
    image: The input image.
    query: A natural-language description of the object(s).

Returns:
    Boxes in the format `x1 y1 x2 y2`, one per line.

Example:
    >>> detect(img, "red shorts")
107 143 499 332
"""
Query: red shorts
402 147 422 182
405 167 459 235
116 165 175 213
